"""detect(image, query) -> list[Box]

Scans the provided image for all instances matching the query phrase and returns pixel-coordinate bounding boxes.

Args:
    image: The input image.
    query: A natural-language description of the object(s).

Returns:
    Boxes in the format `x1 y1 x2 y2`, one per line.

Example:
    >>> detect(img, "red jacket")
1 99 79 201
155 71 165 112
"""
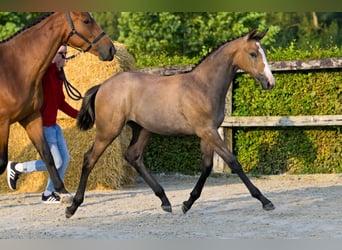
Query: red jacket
40 63 78 126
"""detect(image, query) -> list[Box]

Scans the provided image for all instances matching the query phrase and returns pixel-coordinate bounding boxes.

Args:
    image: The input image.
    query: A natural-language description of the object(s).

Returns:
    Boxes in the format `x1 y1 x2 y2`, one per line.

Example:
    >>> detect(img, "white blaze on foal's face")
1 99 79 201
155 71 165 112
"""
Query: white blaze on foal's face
256 42 275 88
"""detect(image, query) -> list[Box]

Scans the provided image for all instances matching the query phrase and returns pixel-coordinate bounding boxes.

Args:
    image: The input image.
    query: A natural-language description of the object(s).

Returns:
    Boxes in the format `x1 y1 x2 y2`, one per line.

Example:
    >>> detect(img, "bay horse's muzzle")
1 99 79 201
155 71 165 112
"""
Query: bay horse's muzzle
107 44 116 61
89 42 116 62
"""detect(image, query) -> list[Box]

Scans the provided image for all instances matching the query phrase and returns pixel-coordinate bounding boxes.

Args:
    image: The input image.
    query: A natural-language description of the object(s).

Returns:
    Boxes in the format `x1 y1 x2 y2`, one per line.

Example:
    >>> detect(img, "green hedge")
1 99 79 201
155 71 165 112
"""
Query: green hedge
143 46 342 175
233 69 341 174
144 135 201 175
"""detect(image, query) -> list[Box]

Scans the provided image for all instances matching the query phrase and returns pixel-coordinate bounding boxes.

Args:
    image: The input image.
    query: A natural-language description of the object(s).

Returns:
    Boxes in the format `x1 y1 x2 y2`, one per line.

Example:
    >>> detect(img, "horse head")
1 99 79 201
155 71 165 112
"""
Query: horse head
234 28 275 90
64 12 116 61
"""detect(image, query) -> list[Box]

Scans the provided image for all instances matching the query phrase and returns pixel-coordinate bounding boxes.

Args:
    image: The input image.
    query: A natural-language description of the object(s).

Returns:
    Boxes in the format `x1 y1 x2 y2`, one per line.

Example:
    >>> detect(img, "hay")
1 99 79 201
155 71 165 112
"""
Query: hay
0 41 137 194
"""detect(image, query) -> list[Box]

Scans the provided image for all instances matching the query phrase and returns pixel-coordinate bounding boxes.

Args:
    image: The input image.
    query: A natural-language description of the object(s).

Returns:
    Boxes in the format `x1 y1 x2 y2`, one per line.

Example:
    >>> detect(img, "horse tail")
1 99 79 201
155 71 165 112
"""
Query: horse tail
77 84 100 131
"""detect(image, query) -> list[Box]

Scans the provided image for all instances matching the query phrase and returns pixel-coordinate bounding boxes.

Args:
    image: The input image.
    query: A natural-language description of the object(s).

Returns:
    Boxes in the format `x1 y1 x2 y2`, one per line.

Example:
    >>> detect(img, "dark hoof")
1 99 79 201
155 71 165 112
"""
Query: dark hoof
182 202 190 214
65 206 75 219
263 202 275 211
161 205 172 213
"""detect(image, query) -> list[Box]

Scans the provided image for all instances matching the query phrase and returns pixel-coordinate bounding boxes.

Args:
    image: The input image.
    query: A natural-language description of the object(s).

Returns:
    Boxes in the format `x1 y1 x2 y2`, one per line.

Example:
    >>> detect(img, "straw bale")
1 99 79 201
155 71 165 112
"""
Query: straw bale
0 42 137 194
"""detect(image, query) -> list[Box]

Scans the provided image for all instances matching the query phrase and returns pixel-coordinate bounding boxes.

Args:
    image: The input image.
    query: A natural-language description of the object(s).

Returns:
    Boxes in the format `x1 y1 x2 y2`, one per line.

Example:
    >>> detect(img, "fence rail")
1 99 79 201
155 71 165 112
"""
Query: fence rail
139 57 342 75
222 115 342 127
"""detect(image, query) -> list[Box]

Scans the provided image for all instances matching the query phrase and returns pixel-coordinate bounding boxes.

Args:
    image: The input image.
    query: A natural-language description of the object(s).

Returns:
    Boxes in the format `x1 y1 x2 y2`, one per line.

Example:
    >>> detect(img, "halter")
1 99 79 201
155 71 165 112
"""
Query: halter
61 12 107 100
64 12 107 60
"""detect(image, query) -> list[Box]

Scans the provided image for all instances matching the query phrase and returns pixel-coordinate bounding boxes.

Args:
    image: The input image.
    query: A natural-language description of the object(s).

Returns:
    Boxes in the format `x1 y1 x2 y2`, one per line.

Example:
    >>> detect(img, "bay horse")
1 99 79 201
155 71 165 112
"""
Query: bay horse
66 28 275 218
0 12 115 202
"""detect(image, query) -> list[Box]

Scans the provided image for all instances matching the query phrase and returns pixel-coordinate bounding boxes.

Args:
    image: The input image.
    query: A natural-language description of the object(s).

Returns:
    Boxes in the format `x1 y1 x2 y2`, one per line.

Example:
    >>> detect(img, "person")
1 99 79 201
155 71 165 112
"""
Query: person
7 45 78 204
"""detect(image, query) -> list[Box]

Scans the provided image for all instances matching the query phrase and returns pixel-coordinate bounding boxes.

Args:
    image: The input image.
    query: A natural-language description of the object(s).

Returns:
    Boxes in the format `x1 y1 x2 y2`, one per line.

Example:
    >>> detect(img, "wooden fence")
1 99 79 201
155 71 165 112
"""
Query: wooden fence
139 57 342 173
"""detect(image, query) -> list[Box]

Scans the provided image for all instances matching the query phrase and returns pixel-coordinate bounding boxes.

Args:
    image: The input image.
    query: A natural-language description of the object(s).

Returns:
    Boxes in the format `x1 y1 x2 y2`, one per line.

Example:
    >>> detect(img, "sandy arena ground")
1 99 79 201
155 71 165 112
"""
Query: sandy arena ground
0 173 341 239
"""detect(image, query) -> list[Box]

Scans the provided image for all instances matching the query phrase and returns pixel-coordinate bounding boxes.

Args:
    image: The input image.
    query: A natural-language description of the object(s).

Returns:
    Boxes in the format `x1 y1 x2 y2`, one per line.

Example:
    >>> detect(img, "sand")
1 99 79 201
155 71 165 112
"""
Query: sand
0 173 341 239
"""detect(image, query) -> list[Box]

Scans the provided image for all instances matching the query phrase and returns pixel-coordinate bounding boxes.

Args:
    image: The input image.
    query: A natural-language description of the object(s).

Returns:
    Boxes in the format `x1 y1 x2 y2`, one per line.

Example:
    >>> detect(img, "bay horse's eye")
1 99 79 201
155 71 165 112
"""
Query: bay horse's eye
250 52 257 58
83 19 91 25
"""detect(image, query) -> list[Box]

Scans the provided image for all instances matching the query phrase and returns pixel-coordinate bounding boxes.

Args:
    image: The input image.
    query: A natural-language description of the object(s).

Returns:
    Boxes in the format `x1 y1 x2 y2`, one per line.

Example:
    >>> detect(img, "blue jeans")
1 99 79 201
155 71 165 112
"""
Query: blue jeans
22 125 70 193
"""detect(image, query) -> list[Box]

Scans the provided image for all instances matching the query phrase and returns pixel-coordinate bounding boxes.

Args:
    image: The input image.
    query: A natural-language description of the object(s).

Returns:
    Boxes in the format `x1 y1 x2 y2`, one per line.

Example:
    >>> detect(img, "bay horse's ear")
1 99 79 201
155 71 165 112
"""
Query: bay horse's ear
246 28 268 41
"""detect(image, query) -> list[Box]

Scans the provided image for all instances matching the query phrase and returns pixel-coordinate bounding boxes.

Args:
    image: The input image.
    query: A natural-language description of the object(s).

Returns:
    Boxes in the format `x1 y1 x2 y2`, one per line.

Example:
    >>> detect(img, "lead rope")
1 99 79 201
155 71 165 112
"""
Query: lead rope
60 67 83 101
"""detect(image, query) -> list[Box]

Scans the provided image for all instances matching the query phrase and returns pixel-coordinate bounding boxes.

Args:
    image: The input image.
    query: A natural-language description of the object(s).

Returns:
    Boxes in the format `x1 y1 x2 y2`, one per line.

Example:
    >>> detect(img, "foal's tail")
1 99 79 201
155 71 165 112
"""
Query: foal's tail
77 84 100 131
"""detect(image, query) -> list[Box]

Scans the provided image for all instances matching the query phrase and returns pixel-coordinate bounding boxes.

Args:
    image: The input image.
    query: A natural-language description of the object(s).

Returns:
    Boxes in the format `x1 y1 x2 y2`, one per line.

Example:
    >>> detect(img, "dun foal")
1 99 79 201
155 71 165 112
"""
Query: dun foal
66 28 276 218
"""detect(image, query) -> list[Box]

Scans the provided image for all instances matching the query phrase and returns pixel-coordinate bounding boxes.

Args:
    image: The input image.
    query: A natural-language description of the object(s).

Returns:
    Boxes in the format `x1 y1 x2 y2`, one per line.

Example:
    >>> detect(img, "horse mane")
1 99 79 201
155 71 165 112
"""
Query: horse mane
0 12 54 44
189 40 231 72
188 29 264 73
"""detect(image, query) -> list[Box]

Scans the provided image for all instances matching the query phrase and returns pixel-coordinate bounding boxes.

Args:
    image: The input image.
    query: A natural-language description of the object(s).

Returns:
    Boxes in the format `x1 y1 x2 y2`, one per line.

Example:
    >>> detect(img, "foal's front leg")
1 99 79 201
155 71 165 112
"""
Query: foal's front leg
205 129 275 211
182 141 213 213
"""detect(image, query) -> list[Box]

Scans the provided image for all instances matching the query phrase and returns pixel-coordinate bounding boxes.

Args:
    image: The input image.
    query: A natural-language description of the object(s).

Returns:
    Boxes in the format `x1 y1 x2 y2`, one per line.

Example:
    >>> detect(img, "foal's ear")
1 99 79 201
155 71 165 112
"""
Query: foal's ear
246 28 268 41
246 28 258 39
256 29 268 40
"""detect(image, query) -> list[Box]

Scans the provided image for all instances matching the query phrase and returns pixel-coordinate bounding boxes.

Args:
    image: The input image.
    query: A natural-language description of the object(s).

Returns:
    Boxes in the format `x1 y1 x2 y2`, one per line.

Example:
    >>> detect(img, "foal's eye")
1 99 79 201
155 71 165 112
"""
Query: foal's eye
250 52 257 58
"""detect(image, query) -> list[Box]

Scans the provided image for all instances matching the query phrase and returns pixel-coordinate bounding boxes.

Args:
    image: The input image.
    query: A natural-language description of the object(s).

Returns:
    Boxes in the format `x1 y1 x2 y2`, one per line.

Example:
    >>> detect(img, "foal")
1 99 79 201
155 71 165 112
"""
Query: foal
66 28 275 218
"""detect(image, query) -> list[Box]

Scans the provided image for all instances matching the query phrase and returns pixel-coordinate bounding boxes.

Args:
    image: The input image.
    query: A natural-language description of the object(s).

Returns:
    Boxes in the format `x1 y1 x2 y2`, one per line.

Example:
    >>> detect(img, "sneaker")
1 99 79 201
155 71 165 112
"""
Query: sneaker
7 161 20 190
41 192 61 204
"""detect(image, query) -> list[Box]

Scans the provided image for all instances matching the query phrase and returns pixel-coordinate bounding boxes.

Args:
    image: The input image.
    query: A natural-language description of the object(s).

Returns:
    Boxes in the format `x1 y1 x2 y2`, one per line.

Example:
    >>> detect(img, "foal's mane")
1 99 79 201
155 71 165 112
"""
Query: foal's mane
189 40 231 72
189 30 264 73
0 12 54 44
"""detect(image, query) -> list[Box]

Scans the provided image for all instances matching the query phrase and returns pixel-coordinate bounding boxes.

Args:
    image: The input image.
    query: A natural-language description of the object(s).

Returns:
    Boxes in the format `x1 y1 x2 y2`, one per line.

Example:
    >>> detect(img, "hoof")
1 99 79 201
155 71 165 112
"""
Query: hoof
161 204 172 213
263 202 275 211
182 202 190 214
65 206 74 219
59 193 73 205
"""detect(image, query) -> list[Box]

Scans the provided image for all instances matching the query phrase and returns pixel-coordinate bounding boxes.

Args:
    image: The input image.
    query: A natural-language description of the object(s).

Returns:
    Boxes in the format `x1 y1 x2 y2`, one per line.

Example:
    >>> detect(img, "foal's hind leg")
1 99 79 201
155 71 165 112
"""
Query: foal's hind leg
199 128 275 211
183 141 214 213
66 131 118 218
125 124 172 212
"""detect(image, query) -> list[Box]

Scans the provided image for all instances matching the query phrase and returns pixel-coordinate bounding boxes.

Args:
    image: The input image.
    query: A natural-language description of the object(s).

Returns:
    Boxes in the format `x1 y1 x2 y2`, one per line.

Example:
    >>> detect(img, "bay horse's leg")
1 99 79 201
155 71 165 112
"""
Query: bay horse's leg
19 116 72 202
66 129 119 218
125 124 172 212
182 141 214 213
0 122 9 175
197 128 275 211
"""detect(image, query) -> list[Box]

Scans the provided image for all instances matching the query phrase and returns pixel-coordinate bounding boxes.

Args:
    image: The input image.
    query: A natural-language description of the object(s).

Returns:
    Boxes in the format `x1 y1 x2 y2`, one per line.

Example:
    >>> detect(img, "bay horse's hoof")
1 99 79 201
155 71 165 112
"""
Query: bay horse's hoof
161 204 172 213
59 193 73 205
263 202 275 211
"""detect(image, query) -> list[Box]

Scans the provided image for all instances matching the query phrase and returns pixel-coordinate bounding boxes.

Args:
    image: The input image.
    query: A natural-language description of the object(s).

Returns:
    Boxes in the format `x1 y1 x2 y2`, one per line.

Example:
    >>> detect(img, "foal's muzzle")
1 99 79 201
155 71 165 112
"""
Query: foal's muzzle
258 74 275 90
